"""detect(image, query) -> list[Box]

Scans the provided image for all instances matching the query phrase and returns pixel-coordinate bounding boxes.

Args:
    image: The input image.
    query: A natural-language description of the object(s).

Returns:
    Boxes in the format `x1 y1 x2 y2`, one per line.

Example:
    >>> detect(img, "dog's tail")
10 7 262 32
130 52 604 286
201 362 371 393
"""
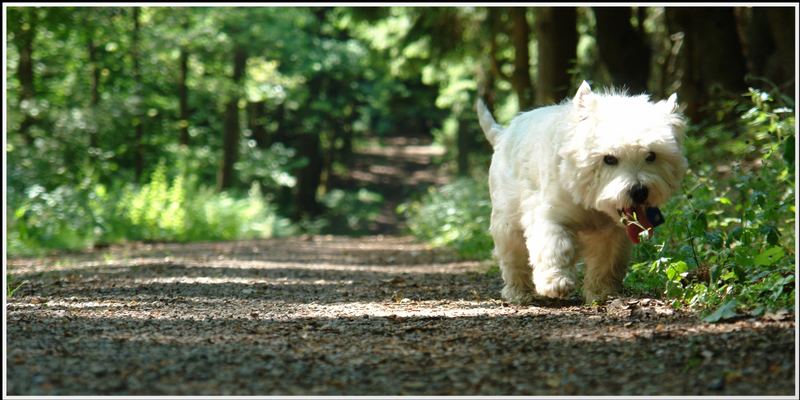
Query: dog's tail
476 98 503 147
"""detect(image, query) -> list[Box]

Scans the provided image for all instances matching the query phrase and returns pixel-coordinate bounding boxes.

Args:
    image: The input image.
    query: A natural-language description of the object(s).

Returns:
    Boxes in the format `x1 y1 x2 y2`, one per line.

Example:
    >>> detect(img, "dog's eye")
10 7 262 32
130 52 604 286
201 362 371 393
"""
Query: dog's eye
603 155 618 166
645 151 656 162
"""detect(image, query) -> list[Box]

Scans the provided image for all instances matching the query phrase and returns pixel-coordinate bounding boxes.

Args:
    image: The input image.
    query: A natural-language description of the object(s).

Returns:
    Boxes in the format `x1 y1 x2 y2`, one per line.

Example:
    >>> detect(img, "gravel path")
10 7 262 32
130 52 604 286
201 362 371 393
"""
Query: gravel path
5 235 796 396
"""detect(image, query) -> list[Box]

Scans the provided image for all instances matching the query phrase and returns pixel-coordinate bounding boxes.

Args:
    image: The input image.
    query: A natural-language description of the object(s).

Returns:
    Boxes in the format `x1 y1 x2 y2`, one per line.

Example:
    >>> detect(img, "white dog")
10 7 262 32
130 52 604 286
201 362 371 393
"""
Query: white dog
477 81 688 304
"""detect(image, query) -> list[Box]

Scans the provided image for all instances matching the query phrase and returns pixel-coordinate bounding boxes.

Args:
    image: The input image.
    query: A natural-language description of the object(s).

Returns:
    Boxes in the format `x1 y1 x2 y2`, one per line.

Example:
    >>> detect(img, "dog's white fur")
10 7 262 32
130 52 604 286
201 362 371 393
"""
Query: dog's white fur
477 81 688 304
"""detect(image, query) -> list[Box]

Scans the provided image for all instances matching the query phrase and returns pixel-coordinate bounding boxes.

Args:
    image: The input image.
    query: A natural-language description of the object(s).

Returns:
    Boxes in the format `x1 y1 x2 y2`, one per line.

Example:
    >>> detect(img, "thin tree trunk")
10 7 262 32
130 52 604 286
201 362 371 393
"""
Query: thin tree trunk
456 116 469 176
88 39 100 107
738 8 772 77
534 7 577 106
17 8 38 145
294 133 323 219
323 122 341 192
87 29 100 150
593 7 651 93
248 101 269 148
480 7 503 113
178 45 190 146
340 121 353 167
764 8 795 95
509 8 534 110
666 8 747 120
132 8 145 180
217 45 247 190
292 75 325 218
320 76 337 193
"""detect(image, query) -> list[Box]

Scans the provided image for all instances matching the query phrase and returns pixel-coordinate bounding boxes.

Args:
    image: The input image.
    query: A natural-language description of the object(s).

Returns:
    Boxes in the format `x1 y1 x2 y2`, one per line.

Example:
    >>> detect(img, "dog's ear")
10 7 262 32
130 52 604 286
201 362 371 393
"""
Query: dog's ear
665 93 678 113
574 81 595 113
661 93 686 145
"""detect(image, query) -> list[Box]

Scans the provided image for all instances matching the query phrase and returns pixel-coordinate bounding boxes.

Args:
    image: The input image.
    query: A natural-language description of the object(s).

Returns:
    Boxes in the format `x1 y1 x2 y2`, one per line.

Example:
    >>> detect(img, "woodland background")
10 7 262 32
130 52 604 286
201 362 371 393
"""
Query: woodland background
5 6 796 316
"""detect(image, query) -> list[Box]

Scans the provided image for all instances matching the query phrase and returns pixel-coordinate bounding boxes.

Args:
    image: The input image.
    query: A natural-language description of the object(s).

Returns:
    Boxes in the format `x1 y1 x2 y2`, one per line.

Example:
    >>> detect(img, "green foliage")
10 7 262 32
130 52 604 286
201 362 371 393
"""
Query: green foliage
625 86 795 317
317 188 385 234
8 162 294 256
294 188 386 235
402 177 494 260
7 6 446 254
9 183 100 254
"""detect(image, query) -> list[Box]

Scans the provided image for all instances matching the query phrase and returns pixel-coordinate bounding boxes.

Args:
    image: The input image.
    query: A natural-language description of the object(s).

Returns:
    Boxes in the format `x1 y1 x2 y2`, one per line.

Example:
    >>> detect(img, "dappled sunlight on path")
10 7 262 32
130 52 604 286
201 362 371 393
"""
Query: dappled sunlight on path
6 236 796 396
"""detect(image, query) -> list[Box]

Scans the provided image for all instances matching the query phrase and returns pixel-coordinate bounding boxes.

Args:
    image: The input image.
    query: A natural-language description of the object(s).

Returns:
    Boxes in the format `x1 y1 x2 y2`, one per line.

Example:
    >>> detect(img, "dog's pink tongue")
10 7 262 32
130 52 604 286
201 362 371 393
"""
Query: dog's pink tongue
624 206 653 244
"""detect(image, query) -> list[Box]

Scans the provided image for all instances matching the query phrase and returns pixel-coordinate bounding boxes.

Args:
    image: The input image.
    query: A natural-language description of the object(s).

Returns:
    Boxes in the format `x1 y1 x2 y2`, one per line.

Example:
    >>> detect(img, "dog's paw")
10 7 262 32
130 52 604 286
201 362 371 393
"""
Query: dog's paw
583 290 609 305
533 271 576 299
583 287 620 305
501 285 536 304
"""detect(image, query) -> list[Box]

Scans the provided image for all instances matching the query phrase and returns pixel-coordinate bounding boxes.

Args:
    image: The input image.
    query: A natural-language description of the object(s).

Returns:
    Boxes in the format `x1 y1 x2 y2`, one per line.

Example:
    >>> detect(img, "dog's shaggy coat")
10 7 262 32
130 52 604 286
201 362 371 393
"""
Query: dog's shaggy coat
477 81 688 303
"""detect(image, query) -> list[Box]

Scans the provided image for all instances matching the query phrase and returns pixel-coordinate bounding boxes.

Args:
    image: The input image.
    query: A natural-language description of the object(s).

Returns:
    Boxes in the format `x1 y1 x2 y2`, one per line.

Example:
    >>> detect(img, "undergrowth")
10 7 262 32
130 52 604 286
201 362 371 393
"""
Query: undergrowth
7 162 295 257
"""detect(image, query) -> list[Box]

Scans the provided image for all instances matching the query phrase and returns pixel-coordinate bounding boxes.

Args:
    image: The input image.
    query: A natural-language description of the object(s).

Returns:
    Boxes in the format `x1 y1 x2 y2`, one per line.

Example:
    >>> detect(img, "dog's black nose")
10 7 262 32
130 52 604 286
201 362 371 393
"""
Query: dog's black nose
630 184 649 204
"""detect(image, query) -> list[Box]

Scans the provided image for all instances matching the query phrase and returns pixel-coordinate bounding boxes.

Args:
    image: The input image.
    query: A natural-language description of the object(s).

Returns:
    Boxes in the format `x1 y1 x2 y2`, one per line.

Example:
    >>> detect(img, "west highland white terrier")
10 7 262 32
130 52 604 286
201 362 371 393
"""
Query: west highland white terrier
477 81 688 304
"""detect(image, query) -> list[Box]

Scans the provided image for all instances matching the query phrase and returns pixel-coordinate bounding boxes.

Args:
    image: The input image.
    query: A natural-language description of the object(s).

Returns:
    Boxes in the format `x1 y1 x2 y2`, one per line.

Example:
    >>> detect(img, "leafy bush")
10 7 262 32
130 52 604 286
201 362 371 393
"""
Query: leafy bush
9 183 99 254
319 188 385 234
401 176 494 259
626 87 795 319
8 162 295 257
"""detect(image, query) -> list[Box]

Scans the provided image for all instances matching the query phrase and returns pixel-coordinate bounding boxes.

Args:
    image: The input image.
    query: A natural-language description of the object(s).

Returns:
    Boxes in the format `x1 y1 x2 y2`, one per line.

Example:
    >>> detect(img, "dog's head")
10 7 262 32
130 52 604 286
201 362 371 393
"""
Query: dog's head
558 81 688 231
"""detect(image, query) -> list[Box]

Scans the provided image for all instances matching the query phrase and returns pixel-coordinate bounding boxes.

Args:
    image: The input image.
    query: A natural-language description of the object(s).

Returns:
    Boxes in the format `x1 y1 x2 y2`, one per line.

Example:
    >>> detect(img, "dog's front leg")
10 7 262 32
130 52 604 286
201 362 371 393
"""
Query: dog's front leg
580 227 631 304
523 209 578 298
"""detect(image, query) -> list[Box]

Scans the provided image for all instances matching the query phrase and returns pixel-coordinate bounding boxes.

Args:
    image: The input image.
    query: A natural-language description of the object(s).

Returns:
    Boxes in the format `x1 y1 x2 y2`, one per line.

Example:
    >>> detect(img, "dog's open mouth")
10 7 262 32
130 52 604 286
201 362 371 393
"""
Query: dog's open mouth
618 206 665 244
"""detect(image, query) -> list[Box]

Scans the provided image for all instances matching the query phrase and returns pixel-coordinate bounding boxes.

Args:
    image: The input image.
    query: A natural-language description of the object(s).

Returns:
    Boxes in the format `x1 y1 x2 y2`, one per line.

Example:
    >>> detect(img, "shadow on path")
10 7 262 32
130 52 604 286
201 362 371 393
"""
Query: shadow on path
6 236 796 396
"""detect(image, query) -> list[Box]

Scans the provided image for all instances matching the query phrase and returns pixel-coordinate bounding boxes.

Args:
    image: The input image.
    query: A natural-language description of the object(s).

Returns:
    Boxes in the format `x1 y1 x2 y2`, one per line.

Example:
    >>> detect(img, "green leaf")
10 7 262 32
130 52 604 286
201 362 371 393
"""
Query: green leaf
665 261 688 282
705 231 724 249
749 306 765 317
703 300 739 323
689 212 708 235
783 135 795 166
763 226 781 246
753 246 785 266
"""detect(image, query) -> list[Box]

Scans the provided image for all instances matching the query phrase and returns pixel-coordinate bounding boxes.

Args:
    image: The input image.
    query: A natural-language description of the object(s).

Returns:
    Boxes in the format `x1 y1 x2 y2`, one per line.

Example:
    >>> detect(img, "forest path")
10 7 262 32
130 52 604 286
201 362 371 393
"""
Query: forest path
6 235 795 395
328 135 448 234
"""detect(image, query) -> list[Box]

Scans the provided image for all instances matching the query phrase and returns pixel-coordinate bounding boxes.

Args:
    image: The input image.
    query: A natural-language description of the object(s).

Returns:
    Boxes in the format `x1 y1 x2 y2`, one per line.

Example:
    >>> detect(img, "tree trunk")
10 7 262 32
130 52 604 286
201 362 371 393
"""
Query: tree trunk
294 133 323 219
16 8 37 145
178 45 190 146
764 8 795 96
88 39 100 107
132 8 145 180
509 8 534 110
593 7 651 93
456 116 470 176
534 7 577 106
666 8 747 120
291 74 326 218
340 121 353 167
248 101 269 148
217 46 247 191
323 121 341 192
738 8 774 80
86 26 100 150
479 7 503 113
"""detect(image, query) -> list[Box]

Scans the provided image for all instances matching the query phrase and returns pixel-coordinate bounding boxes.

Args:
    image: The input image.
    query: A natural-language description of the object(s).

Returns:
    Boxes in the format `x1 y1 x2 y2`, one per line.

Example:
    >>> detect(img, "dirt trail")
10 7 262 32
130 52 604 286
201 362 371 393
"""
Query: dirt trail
5 138 796 395
6 236 796 395
329 136 448 233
